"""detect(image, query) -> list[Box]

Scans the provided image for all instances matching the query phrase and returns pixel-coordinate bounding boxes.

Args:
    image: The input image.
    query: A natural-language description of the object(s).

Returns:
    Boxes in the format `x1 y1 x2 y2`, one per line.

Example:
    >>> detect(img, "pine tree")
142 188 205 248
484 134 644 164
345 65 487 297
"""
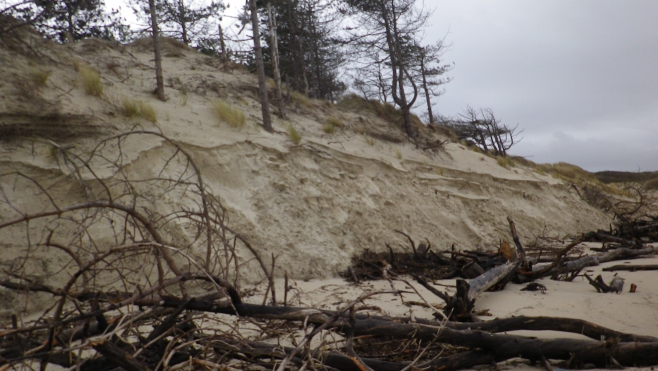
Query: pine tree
260 0 345 101
7 0 128 42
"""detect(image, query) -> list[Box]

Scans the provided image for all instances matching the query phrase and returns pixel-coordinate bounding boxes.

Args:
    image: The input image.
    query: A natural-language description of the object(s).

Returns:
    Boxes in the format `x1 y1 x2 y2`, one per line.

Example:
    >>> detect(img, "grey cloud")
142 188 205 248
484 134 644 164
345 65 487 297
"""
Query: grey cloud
426 0 658 171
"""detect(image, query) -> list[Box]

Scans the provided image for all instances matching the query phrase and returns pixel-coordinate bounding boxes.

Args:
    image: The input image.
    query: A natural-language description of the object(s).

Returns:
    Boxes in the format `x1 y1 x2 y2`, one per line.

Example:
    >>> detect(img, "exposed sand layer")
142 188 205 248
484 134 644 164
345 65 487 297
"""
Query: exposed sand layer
0 36 612 286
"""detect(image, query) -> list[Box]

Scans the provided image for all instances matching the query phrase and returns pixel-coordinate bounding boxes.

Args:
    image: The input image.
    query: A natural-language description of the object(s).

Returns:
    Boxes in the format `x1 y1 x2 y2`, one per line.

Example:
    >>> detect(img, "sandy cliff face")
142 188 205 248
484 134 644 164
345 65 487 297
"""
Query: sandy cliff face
0 33 612 287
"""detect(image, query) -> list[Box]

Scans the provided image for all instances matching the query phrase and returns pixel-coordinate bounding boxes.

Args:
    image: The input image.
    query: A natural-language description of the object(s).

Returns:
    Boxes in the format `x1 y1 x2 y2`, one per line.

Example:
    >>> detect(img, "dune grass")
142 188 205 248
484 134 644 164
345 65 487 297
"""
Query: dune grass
79 65 103 97
290 90 313 108
326 116 344 128
287 124 301 144
211 100 245 128
323 122 335 134
29 68 51 87
138 101 157 123
338 93 423 129
115 96 157 123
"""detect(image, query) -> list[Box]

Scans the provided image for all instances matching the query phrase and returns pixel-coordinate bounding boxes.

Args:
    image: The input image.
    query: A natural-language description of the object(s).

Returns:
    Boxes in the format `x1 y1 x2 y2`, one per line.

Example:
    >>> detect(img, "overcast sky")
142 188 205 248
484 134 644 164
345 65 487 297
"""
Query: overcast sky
111 0 658 172
421 0 658 172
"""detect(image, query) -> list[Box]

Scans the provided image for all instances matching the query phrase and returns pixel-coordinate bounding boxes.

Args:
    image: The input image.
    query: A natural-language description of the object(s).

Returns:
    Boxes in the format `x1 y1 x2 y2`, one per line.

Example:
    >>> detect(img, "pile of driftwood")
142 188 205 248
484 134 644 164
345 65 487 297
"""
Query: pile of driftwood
3 216 657 371
2 131 658 371
348 219 658 322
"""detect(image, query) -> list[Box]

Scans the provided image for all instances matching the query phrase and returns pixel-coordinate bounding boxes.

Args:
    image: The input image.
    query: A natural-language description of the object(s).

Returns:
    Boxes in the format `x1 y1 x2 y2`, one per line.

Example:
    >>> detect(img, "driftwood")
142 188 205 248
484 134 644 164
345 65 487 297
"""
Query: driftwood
532 246 657 278
603 264 658 272
5 292 658 371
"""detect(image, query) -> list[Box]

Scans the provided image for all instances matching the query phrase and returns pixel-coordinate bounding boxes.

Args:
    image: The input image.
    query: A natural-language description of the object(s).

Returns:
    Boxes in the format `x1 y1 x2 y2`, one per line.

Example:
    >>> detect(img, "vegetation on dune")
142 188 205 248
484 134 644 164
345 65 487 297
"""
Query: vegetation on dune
338 94 424 130
594 170 658 185
79 65 103 97
211 100 245 128
286 123 301 144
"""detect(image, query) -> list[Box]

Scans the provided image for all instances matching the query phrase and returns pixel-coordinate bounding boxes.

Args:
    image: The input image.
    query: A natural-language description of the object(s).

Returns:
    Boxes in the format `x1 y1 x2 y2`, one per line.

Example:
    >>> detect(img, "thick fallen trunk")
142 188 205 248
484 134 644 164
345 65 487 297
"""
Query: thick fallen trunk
413 261 520 321
344 319 658 367
532 246 657 278
153 298 658 366
603 264 658 271
215 336 496 371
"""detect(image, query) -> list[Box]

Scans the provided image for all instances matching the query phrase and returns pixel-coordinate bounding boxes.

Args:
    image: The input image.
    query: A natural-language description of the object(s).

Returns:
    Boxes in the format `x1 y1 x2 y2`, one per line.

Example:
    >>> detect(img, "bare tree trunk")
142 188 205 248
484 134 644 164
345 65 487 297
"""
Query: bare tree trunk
382 2 416 142
148 0 166 101
179 0 188 44
218 24 226 59
65 1 74 41
249 0 272 132
267 3 285 118
420 55 434 125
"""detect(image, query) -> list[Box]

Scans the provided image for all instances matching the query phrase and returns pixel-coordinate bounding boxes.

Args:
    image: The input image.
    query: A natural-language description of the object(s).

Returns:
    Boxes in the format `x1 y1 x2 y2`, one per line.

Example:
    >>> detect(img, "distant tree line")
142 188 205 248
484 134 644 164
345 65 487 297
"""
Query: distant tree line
2 0 523 151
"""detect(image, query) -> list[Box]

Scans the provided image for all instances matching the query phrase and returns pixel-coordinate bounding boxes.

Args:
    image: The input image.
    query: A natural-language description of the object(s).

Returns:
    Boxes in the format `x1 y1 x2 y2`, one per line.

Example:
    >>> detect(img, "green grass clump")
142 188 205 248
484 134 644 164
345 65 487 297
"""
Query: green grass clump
211 100 245 128
287 124 301 144
395 148 402 159
323 122 335 134
119 97 140 117
117 96 157 122
29 68 51 86
138 101 157 123
290 90 313 108
79 65 103 97
495 156 515 168
338 93 423 130
496 156 507 168
326 116 344 128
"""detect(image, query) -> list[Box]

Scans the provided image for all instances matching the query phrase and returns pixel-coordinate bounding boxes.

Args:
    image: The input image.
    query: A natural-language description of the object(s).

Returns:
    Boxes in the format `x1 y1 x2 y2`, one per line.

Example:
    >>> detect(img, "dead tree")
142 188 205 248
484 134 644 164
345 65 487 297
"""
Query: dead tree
249 0 272 132
267 2 285 118
147 0 165 101
443 106 522 157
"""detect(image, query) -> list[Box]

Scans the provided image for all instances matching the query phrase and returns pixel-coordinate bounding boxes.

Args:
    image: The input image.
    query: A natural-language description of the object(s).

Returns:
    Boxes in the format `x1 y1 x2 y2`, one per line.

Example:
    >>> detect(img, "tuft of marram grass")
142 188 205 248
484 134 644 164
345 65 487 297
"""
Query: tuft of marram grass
29 68 51 86
287 124 301 144
138 101 157 123
79 65 103 97
496 156 507 168
120 97 140 117
212 100 245 128
395 148 402 159
117 96 157 122
326 116 344 128
290 90 313 107
323 122 335 134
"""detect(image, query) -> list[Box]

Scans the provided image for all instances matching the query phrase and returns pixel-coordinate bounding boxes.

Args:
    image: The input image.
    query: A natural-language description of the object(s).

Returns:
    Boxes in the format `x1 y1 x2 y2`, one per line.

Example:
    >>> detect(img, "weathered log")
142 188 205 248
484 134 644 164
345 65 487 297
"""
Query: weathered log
603 264 658 272
214 335 496 371
507 217 528 270
343 319 658 367
533 246 657 278
584 274 614 293
522 236 583 280
91 340 150 371
155 294 658 342
587 231 640 248
468 261 520 298
152 297 658 367
444 315 657 342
